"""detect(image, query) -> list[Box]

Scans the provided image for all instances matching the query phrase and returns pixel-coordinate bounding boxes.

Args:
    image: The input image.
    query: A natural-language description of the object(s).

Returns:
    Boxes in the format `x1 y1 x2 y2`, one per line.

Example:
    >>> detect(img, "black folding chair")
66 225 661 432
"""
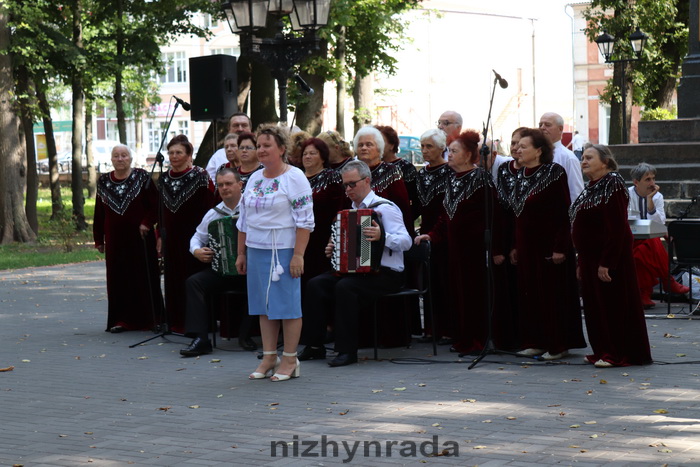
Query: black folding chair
372 240 437 360
667 220 700 314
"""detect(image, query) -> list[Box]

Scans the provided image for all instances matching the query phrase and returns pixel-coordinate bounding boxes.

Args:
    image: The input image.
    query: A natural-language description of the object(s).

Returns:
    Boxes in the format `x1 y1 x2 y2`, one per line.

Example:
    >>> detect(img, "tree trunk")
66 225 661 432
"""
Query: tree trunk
85 100 97 199
193 118 228 168
37 84 63 219
115 0 127 143
335 25 347 139
16 64 39 234
135 112 143 154
71 0 87 231
237 55 252 113
0 8 36 243
294 71 325 135
352 73 374 135
250 61 278 127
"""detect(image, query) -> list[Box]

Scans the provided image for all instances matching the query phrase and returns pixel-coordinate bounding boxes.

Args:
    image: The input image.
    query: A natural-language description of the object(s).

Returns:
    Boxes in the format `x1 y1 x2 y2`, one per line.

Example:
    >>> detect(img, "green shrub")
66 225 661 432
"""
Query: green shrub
640 107 676 121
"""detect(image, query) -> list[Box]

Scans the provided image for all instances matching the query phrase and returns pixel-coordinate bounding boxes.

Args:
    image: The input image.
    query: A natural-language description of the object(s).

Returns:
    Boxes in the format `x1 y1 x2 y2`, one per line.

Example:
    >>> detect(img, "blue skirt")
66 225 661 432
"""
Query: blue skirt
246 247 302 320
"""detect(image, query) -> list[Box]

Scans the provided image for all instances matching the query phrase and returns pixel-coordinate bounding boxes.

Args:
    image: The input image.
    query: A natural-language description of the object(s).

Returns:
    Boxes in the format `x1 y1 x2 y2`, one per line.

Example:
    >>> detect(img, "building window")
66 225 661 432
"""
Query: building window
148 121 190 153
177 120 189 137
147 122 167 153
201 14 219 29
211 47 239 57
160 51 187 84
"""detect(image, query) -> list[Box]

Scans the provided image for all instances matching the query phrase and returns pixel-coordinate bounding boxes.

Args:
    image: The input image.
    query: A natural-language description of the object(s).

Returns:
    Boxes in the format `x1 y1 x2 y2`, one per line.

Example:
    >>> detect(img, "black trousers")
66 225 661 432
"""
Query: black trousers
302 268 404 353
184 268 247 339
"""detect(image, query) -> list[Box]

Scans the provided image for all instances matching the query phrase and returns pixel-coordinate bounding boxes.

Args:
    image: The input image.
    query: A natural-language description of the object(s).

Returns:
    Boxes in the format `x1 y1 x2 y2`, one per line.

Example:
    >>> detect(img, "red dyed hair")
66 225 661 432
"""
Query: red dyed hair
452 130 481 164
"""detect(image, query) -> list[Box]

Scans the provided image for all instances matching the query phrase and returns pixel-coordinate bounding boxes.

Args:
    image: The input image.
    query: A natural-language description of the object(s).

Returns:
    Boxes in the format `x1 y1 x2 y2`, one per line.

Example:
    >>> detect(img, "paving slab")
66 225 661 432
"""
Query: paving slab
1 261 700 466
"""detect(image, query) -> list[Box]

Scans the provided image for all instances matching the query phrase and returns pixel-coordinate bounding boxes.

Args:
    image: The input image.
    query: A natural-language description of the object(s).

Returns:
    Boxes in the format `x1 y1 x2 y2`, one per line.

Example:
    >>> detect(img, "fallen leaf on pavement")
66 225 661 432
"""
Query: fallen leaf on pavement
653 409 668 414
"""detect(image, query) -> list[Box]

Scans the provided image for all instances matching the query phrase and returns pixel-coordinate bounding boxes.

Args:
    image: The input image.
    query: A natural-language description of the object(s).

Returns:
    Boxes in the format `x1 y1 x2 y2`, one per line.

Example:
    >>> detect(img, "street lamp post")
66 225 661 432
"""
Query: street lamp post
222 0 330 124
595 27 648 144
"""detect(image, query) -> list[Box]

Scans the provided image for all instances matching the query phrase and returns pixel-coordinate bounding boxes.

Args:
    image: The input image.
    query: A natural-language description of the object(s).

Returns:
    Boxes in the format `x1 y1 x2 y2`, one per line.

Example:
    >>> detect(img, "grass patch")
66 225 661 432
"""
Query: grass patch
0 186 104 271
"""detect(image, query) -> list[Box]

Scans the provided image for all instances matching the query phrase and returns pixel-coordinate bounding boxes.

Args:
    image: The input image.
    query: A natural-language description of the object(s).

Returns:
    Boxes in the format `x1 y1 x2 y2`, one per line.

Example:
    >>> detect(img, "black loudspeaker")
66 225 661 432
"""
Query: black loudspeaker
189 55 237 121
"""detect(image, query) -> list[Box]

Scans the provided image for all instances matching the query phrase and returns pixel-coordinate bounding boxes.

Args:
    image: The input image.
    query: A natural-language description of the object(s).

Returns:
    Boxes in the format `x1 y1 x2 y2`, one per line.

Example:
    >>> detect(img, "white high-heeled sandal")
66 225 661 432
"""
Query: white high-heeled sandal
249 351 280 379
271 351 300 382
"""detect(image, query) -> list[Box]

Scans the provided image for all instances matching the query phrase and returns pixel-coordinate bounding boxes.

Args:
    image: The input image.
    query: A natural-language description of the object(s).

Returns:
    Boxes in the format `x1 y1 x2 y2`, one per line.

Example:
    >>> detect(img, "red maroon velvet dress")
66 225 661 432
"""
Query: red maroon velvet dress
389 157 419 220
511 163 586 354
303 168 346 288
428 168 506 354
494 160 522 350
370 162 414 237
158 167 215 332
416 162 452 338
358 162 416 346
570 172 652 366
94 168 161 331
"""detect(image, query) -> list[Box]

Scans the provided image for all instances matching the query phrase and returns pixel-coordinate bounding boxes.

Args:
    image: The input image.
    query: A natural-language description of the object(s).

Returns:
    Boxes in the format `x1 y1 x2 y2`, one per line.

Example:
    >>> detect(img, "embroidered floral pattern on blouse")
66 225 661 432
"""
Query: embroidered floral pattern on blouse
251 177 281 197
291 194 313 210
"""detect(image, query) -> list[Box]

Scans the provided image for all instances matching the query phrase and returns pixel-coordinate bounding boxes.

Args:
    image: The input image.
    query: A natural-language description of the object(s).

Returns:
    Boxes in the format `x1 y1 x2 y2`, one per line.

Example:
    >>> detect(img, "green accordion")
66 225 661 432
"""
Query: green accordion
207 216 239 276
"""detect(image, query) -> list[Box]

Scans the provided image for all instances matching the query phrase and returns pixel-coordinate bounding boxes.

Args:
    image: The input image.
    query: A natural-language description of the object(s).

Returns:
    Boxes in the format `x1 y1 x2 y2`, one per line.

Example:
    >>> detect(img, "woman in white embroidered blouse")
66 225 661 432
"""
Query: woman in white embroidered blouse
236 124 314 382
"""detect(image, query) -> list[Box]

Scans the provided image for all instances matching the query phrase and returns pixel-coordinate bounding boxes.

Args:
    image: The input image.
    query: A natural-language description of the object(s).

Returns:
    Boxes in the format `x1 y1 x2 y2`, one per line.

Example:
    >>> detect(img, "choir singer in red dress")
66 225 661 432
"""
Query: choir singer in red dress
510 129 586 360
570 144 651 368
94 144 161 333
414 130 507 354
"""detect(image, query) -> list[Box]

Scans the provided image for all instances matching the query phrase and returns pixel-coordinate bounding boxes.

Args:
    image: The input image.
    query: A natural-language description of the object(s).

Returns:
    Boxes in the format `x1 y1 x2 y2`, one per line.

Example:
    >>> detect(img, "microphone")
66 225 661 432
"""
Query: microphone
293 75 315 96
173 96 191 111
492 70 509 89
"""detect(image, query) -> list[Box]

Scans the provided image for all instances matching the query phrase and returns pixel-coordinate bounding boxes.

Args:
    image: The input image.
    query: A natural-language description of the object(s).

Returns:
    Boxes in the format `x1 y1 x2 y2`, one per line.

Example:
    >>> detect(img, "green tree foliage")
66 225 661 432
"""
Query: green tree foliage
293 0 422 135
584 0 688 110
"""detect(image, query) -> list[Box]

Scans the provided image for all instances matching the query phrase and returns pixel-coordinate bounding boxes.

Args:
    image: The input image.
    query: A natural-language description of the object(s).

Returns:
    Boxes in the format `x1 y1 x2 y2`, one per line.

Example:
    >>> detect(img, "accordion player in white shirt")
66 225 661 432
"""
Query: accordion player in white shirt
300 160 412 367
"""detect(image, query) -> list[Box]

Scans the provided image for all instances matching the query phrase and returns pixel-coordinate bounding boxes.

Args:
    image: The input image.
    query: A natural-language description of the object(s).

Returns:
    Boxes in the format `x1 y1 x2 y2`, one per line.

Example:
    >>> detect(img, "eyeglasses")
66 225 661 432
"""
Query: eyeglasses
238 145 255 151
437 120 456 127
342 177 367 189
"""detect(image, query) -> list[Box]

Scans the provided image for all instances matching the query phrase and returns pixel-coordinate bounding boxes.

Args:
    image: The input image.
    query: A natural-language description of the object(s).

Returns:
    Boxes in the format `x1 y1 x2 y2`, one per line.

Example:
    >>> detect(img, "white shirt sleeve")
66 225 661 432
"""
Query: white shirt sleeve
287 168 315 232
648 191 666 224
190 209 216 254
205 148 228 180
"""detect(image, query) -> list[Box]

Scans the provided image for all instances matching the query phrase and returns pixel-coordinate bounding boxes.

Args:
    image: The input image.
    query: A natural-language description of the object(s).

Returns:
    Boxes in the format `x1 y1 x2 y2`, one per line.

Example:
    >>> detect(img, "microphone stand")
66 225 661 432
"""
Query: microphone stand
130 99 186 348
466 75 519 369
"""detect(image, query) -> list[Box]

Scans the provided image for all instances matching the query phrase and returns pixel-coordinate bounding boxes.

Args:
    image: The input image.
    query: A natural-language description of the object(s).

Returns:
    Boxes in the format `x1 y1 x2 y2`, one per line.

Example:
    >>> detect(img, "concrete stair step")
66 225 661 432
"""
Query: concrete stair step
611 142 700 165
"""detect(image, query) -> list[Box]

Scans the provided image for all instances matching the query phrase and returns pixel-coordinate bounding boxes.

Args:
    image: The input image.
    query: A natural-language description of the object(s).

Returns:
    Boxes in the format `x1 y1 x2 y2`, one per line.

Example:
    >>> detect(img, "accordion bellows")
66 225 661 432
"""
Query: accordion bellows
207 216 239 276
331 209 383 274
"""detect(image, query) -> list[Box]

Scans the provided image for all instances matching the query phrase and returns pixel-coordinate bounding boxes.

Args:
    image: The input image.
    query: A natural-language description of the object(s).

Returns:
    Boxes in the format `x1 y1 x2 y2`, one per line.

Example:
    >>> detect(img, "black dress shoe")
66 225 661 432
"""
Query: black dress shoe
238 336 258 351
298 346 326 361
180 337 212 357
328 353 358 367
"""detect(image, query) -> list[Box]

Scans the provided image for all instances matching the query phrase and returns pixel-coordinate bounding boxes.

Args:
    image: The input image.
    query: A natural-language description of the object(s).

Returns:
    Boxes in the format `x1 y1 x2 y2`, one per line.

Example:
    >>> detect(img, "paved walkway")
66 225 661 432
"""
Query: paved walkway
1 261 700 466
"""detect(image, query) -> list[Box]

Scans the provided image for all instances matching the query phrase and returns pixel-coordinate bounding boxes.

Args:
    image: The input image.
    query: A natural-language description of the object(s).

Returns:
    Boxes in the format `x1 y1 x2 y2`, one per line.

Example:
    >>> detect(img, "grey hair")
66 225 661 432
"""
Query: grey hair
224 133 238 143
420 129 447 149
542 112 564 127
341 159 372 181
630 162 656 181
583 143 618 171
353 126 385 156
112 144 132 157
